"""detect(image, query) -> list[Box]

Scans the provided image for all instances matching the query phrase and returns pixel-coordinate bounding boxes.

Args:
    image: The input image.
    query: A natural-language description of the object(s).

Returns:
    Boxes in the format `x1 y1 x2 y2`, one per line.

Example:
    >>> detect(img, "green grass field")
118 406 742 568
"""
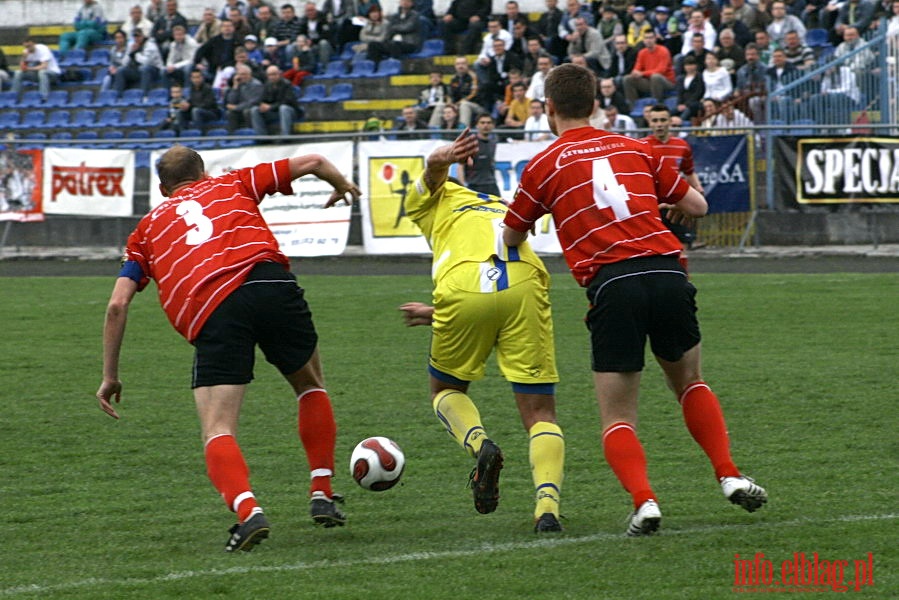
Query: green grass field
1 271 896 599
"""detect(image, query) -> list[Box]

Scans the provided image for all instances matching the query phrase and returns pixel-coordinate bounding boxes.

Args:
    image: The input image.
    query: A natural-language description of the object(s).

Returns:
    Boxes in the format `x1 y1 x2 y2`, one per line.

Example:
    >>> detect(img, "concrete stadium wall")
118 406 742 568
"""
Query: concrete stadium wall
0 0 543 28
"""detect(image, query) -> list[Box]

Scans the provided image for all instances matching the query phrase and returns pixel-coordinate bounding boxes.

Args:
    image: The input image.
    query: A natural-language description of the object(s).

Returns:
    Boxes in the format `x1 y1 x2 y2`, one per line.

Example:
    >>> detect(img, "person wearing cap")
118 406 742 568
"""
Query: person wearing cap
649 6 676 51
627 7 652 47
243 33 265 63
261 35 288 70
597 5 623 51
164 23 198 87
113 27 164 98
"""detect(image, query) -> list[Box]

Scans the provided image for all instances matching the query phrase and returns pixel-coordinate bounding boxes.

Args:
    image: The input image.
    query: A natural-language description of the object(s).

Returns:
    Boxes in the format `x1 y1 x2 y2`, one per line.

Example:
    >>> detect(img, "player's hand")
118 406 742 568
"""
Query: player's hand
661 204 694 226
399 302 434 327
447 128 478 166
97 379 123 420
325 181 361 207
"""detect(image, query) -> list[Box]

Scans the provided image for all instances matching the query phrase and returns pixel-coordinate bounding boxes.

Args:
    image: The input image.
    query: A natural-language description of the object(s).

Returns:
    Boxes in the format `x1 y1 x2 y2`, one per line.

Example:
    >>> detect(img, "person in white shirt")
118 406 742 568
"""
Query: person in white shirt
702 52 733 101
525 55 553 102
680 9 716 57
122 4 155 43
164 24 199 87
476 18 513 64
599 104 637 135
11 38 62 100
523 99 555 141
888 0 899 36
820 65 860 104
707 99 754 134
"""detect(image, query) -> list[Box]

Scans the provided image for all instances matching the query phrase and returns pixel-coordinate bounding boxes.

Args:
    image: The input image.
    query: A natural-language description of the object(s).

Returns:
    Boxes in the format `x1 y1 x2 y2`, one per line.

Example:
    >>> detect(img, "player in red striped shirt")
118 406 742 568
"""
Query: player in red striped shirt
642 103 704 250
503 64 767 536
96 145 360 551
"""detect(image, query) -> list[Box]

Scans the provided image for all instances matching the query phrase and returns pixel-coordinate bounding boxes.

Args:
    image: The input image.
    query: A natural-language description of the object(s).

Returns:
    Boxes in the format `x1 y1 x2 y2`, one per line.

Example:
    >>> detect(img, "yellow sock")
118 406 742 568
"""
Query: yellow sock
529 421 564 519
433 389 486 458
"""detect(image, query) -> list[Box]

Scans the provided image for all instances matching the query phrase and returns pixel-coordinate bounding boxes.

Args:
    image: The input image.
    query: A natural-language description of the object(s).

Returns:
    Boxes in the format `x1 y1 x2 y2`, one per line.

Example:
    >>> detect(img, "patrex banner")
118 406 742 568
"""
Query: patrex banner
43 148 134 216
149 143 353 257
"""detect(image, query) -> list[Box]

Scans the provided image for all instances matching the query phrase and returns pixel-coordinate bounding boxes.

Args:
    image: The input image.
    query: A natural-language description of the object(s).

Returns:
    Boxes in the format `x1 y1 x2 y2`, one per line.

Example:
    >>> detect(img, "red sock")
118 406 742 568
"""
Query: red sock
680 382 740 479
298 388 336 497
602 422 655 509
204 434 260 523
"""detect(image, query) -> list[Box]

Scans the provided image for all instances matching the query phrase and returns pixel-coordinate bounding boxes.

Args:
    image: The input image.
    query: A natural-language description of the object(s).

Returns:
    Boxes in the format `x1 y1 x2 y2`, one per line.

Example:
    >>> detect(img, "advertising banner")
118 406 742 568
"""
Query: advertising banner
0 148 43 222
796 137 899 205
149 143 354 257
42 148 133 216
688 134 752 214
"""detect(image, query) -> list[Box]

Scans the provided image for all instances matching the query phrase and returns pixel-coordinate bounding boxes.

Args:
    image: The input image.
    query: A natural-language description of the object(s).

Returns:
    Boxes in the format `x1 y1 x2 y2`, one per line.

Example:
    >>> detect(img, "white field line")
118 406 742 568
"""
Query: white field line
2 513 896 596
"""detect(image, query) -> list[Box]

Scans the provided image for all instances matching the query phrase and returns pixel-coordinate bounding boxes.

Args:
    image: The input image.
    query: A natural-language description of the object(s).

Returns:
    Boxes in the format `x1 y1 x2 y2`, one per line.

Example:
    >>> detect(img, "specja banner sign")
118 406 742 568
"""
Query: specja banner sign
778 137 899 206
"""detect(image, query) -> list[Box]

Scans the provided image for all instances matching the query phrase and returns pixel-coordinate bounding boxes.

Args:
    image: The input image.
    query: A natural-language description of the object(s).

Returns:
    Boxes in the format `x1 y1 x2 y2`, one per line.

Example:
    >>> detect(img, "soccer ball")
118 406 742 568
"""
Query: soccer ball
350 437 405 491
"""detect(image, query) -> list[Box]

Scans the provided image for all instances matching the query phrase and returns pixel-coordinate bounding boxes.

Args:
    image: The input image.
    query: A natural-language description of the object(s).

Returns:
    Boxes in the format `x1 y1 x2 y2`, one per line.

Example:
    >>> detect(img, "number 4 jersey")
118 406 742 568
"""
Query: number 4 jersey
124 159 294 341
504 126 691 287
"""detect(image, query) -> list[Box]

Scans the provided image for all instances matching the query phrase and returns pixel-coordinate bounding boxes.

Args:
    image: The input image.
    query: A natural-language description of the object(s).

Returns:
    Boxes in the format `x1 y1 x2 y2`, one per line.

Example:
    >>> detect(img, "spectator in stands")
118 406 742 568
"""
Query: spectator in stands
160 85 186 132
418 71 451 127
754 30 774 66
567 16 611 75
477 37 523 112
59 0 106 55
717 6 752 48
392 105 430 138
249 65 302 137
273 4 303 48
164 24 199 87
283 35 315 84
704 97 754 133
261 36 287 70
701 52 732 100
730 0 770 35
888 0 899 36
152 0 189 60
678 32 710 76
820 64 860 104
122 4 155 44
623 30 675 105
229 6 254 42
474 18 513 64
696 0 721 28
298 2 334 67
601 103 638 134
0 49 9 90
801 0 829 31
220 0 249 20
766 47 802 119
113 28 163 99
194 19 239 85
650 6 677 53
100 29 129 91
526 54 553 102
442 0 491 55
195 7 223 45
438 103 465 138
146 0 165 23
449 55 482 126
598 5 624 50
735 43 768 121
536 0 565 61
715 28 745 77
680 9 716 57
324 0 379 50
605 34 637 87
178 68 223 130
11 38 61 101
627 6 653 48
835 0 878 40
495 1 530 35
674 54 704 122
243 34 265 64
522 37 550 80
523 98 554 141
509 20 531 58
767 1 807 48
367 0 423 64
503 81 529 134
353 4 388 55
498 68 524 114
833 25 878 91
461 113 500 196
224 62 263 130
559 0 593 51
252 3 280 41
597 76 630 113
782 30 815 71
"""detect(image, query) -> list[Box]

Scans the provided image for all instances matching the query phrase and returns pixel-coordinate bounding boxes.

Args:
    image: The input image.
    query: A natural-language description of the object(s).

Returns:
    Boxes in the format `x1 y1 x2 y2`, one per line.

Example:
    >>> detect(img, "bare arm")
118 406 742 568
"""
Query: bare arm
684 172 703 194
398 302 434 326
96 277 139 419
286 154 362 207
422 127 478 193
502 226 530 247
661 185 708 224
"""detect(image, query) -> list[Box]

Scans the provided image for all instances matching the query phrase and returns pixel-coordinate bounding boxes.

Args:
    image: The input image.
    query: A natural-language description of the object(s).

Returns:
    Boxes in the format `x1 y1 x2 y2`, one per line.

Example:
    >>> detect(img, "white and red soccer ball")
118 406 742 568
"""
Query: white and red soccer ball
350 437 405 491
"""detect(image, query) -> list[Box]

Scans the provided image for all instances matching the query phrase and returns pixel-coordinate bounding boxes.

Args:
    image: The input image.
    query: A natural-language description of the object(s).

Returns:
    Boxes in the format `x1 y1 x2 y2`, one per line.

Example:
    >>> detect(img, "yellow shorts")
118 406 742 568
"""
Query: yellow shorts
429 259 558 385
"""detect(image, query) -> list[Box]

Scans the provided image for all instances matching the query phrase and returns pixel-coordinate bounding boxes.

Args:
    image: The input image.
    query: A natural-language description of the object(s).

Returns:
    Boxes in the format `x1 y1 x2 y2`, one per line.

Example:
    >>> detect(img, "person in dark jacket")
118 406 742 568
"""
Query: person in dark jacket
224 63 264 130
442 0 491 55
194 19 239 83
249 65 303 137
151 0 189 59
367 0 422 64
177 68 223 130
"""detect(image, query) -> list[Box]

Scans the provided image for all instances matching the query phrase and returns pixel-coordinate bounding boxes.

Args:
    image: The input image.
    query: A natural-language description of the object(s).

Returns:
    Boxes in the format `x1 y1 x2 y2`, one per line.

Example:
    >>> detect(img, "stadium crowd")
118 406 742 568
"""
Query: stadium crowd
1 0 897 138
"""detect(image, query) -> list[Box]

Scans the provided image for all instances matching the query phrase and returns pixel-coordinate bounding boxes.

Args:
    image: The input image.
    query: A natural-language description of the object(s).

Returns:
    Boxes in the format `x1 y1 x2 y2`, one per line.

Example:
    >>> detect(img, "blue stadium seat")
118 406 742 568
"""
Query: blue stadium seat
375 58 402 77
298 84 326 103
0 112 20 128
146 88 170 106
123 129 151 149
69 89 94 108
19 90 44 107
792 119 816 136
117 89 145 106
315 60 348 79
664 96 678 112
96 108 122 127
148 107 170 126
347 59 375 78
93 89 119 107
19 132 47 150
179 128 202 139
630 96 656 119
806 29 829 47
59 48 87 67
98 129 124 148
17 110 47 129
75 130 99 140
45 90 69 108
0 91 17 107
51 131 74 140
409 38 444 58
71 109 97 127
85 48 110 66
46 110 71 127
121 108 148 126
324 83 353 102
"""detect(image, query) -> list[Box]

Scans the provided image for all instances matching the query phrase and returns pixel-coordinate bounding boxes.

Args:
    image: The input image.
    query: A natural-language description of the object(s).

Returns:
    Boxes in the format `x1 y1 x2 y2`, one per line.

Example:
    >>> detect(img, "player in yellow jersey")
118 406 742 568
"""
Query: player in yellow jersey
399 129 564 533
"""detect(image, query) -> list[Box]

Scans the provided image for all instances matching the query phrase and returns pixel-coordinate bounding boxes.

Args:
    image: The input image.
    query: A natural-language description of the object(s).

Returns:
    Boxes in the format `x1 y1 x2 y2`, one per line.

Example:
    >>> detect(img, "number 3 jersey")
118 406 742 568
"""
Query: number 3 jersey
124 159 294 341
504 126 691 287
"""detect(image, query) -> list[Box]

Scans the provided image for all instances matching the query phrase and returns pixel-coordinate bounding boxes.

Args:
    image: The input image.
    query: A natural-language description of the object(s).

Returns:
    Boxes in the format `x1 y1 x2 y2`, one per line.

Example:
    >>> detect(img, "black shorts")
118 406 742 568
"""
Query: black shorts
191 262 318 388
585 255 700 372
